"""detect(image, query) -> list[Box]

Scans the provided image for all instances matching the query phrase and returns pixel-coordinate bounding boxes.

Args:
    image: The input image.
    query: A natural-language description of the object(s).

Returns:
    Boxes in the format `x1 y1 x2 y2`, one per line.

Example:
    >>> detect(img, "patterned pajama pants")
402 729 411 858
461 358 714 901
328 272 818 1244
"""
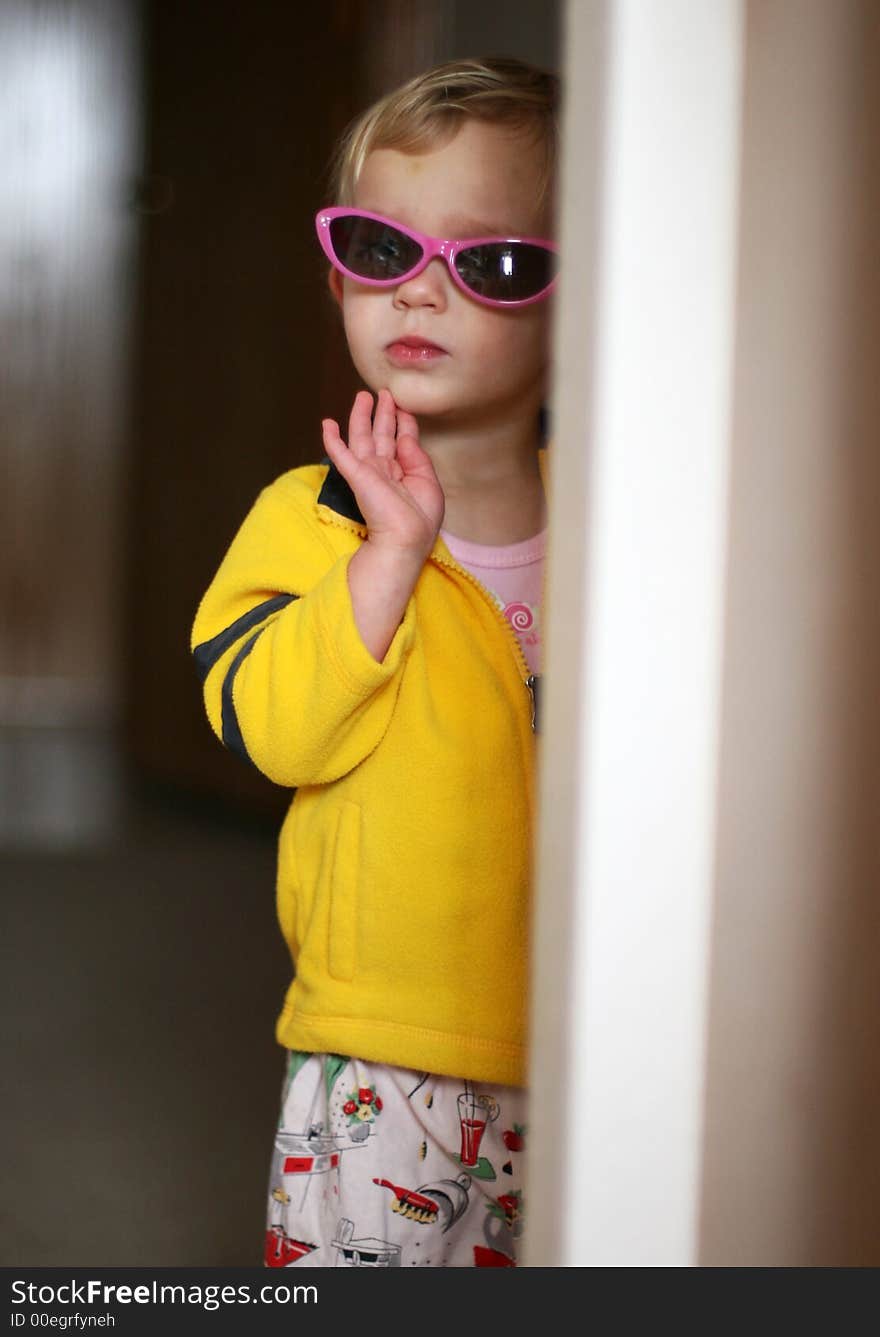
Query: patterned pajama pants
264 1050 528 1268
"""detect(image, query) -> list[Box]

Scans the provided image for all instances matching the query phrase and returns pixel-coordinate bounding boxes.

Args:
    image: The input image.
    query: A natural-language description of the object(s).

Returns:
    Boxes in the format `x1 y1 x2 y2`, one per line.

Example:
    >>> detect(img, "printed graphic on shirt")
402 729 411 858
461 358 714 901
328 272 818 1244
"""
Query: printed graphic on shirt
473 1188 524 1267
332 1218 402 1268
372 1173 473 1232
473 1244 517 1267
406 1072 430 1100
323 1053 349 1102
270 1126 342 1209
264 1218 318 1268
266 1126 339 1268
502 599 539 647
488 1188 524 1233
490 593 542 675
502 1123 526 1153
267 1054 528 1268
280 1049 350 1116
454 1082 499 1180
343 1084 384 1141
268 1052 377 1264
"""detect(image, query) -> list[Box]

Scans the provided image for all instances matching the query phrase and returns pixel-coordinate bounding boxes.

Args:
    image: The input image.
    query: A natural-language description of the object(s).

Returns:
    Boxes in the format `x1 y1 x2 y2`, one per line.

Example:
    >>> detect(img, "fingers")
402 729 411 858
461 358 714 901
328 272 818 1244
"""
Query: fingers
330 389 419 471
347 389 376 460
323 412 402 487
372 387 397 458
321 418 358 482
395 406 419 443
395 430 436 479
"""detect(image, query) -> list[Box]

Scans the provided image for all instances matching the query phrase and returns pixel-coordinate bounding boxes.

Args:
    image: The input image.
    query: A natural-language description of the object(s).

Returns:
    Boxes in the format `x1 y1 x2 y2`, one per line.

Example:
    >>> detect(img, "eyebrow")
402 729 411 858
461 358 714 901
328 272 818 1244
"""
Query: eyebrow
372 208 518 238
440 217 515 237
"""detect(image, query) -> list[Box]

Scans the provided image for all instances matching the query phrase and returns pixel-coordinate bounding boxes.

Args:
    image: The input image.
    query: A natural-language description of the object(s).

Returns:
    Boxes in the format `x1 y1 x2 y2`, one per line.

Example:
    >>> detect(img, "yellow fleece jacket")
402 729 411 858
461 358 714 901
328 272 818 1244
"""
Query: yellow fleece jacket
191 452 545 1087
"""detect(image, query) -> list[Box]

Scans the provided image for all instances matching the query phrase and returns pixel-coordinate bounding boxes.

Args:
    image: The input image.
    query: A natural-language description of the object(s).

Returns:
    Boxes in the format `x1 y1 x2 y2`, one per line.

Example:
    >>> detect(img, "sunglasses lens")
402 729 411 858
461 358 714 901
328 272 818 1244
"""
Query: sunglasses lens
328 215 422 281
454 242 557 302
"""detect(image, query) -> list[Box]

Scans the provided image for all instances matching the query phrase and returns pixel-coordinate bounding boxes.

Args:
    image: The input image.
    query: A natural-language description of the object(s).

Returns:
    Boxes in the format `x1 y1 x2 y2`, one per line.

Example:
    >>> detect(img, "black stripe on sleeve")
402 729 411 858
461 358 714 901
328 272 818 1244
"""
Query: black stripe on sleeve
220 626 268 766
192 594 295 685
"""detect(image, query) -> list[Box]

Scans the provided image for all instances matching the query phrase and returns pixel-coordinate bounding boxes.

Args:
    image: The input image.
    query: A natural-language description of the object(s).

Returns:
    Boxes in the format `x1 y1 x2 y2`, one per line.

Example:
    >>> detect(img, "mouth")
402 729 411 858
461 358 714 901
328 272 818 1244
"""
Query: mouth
385 335 448 364
386 336 446 351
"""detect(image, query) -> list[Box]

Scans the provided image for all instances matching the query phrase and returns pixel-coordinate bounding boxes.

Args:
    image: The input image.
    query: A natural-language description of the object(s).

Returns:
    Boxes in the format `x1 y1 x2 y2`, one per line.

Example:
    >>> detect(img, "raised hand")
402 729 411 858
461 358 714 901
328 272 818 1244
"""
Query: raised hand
322 388 445 560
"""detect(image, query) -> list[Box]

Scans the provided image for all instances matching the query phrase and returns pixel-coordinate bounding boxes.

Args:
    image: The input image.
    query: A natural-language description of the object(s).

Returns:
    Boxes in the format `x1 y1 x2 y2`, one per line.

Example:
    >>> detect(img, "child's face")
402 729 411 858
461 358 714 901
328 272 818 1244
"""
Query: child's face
327 118 554 427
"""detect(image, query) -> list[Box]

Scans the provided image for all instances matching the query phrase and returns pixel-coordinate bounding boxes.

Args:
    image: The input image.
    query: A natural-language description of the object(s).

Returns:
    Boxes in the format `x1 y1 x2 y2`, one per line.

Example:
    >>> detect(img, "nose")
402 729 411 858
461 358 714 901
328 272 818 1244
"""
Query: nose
392 256 450 310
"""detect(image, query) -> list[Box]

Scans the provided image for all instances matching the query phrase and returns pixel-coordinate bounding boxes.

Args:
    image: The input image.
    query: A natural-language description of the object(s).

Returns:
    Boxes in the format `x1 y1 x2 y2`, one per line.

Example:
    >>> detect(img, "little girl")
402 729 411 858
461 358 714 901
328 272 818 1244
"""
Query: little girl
191 55 558 1268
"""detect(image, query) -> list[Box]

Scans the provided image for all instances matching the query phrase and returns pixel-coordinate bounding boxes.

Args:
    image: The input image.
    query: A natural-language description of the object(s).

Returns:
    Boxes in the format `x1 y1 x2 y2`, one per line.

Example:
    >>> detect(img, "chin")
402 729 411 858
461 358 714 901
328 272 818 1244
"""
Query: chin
386 382 460 419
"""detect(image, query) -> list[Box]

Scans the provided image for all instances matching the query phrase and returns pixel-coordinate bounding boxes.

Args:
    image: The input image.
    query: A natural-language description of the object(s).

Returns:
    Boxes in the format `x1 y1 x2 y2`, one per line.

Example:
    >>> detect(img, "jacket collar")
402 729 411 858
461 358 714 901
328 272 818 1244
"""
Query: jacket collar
317 439 551 528
317 455 367 526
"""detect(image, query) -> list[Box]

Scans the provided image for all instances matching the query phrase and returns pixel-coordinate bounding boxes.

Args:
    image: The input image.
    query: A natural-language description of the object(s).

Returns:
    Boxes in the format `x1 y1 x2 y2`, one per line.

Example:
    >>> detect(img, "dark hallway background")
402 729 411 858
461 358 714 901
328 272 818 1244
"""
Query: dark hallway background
0 0 559 1264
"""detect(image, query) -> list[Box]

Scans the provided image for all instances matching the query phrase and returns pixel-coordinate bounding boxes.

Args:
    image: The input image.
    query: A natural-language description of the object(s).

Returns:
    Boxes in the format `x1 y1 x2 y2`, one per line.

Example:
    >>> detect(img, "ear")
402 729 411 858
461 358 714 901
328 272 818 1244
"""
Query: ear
327 266 344 309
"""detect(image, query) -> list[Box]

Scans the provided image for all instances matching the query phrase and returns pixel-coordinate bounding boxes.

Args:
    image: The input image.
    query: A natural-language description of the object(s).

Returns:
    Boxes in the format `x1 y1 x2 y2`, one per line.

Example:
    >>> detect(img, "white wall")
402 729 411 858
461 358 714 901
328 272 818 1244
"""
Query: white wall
699 0 880 1266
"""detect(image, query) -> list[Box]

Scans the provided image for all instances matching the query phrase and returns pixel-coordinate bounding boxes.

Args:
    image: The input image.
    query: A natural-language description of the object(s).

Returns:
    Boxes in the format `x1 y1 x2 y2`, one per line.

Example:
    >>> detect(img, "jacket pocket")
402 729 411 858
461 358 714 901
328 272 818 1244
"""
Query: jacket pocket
276 800 299 953
327 801 360 982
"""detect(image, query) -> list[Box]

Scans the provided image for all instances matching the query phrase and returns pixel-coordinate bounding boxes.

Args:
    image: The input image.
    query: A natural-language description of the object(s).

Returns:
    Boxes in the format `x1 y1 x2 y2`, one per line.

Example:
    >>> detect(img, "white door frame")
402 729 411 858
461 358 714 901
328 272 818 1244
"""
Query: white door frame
525 0 744 1266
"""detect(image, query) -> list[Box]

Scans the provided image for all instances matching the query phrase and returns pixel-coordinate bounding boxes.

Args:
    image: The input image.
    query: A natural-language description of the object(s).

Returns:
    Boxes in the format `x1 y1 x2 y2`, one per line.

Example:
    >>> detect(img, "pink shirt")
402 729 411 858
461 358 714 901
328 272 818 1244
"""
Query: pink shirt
440 527 546 676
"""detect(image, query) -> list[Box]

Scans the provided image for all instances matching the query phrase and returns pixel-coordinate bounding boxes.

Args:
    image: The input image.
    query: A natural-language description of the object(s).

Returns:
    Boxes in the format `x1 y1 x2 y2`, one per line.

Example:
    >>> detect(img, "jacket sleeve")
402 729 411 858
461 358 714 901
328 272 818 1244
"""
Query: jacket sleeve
190 468 417 788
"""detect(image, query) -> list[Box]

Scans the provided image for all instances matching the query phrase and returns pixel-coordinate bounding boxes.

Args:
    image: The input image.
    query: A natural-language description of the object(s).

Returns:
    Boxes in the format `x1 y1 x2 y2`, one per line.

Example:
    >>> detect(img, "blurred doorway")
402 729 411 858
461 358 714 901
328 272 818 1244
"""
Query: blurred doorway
0 0 141 845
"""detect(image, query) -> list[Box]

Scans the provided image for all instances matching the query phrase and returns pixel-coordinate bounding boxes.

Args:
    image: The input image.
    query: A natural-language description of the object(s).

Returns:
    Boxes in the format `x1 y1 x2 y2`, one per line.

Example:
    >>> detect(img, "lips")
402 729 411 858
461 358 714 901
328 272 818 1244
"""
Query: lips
385 336 448 366
386 336 446 352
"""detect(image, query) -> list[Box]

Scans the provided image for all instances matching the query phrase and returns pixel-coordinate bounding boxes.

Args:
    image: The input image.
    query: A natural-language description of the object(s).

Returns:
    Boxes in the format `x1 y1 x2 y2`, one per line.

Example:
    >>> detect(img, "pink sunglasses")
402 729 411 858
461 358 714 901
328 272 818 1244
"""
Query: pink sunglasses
315 207 559 309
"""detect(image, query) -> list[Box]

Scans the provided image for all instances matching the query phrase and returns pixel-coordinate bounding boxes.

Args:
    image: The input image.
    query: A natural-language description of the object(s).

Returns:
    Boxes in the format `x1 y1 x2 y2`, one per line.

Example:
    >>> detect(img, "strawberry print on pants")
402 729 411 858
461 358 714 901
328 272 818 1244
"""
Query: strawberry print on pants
264 1053 528 1268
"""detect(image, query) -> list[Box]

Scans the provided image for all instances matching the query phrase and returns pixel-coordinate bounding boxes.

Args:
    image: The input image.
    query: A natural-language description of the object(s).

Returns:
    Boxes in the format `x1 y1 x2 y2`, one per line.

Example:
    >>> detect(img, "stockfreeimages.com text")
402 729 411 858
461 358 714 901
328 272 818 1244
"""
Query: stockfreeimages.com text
10 1280 316 1311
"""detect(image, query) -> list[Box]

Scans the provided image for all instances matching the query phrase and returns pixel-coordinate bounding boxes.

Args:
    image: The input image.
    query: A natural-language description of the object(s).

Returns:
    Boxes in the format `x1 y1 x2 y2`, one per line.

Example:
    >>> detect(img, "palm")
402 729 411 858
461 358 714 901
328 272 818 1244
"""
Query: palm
351 450 443 543
322 389 444 554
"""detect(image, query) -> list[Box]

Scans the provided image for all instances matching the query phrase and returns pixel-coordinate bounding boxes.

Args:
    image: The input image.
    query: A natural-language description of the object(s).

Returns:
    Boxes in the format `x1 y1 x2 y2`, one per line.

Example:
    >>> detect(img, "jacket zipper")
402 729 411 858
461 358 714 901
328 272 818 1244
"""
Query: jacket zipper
317 500 540 732
430 546 540 734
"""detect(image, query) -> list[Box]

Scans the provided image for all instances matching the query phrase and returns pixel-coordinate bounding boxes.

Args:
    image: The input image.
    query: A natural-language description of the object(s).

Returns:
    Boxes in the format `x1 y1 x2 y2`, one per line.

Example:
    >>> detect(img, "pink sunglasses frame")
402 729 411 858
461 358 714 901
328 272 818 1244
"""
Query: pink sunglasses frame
315 206 559 309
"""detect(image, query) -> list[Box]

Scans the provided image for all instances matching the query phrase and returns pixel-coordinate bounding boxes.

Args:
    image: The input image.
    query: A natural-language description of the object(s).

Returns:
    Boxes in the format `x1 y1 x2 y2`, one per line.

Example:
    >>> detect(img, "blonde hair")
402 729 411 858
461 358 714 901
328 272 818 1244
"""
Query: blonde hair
325 55 560 226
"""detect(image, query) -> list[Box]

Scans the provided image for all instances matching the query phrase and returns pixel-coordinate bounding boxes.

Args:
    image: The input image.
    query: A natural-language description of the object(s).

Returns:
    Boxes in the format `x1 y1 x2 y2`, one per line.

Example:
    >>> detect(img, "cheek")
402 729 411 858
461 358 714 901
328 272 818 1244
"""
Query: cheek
521 302 552 346
343 292 386 346
478 314 549 370
516 312 552 371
